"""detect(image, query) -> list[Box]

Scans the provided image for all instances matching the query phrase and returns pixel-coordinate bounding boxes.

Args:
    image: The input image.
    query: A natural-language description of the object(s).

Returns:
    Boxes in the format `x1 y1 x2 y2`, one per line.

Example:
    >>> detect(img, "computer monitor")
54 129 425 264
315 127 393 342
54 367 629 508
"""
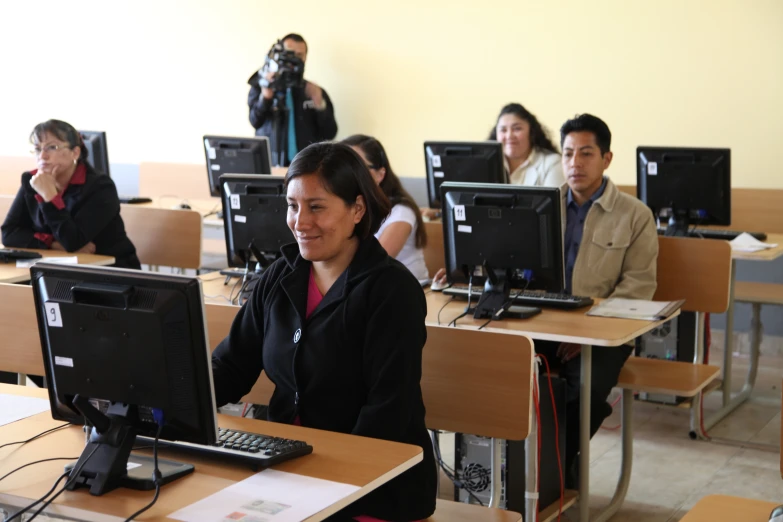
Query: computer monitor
441 181 564 319
637 146 731 236
204 135 273 197
424 141 505 209
31 263 217 496
220 174 293 269
79 130 110 176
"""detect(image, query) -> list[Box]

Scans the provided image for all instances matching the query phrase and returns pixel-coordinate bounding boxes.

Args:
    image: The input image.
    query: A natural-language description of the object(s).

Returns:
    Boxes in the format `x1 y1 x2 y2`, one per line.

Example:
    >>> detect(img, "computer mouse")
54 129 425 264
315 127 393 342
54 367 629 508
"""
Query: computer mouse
769 506 783 522
174 203 192 210
430 280 451 292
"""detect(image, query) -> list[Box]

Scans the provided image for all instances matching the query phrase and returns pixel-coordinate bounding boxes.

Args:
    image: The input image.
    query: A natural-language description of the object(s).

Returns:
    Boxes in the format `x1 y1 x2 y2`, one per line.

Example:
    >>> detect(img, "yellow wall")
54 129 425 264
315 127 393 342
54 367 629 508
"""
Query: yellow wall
1 0 781 186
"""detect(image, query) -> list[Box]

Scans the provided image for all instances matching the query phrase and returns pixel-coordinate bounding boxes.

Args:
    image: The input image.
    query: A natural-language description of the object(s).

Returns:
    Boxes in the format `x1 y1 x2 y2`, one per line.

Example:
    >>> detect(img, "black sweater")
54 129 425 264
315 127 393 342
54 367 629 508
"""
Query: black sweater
1 162 141 269
212 237 436 521
247 77 338 166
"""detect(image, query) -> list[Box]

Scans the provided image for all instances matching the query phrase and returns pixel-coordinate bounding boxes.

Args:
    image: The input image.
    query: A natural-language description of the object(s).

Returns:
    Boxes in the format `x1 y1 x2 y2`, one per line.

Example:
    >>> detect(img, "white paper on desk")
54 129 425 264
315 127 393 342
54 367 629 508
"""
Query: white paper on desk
730 232 778 253
16 256 78 268
168 468 360 522
0 394 50 427
587 297 683 321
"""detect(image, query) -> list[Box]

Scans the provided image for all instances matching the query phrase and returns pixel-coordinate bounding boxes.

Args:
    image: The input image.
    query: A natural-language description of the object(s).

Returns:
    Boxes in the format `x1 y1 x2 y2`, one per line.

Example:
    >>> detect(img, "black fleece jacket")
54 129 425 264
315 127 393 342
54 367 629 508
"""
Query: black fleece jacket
212 237 436 521
1 162 140 269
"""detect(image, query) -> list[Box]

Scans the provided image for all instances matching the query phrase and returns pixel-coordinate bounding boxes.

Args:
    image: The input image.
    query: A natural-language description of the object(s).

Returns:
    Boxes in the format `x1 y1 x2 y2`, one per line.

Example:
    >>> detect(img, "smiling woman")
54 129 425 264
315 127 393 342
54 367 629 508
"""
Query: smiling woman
211 142 437 522
0 119 140 269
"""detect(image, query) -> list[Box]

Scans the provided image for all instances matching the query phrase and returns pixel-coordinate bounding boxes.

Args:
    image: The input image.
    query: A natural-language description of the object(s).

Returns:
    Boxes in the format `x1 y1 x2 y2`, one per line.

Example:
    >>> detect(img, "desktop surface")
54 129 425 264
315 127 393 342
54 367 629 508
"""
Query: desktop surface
0 248 115 284
0 384 422 522
679 495 779 522
425 290 678 347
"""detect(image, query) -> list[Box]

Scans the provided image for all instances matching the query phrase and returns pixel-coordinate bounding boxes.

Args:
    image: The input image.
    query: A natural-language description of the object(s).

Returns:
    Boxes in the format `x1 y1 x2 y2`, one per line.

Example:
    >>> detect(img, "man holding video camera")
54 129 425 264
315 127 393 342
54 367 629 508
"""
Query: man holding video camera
248 33 338 166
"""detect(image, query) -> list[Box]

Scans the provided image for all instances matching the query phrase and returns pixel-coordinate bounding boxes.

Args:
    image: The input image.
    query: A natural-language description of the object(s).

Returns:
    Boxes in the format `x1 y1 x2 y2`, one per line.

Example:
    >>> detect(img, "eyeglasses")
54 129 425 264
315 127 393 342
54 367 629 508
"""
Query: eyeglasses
31 144 71 156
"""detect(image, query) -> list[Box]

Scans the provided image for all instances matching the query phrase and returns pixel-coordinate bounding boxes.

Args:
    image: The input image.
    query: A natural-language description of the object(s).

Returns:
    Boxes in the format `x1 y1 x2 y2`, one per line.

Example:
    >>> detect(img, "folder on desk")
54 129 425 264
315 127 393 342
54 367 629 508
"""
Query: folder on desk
586 298 684 321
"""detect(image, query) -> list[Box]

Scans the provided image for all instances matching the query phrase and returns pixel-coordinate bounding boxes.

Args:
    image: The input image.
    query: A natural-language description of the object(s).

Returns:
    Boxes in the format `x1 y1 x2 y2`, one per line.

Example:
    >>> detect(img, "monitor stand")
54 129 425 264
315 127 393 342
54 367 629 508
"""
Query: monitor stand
664 211 691 237
472 264 540 321
66 396 193 496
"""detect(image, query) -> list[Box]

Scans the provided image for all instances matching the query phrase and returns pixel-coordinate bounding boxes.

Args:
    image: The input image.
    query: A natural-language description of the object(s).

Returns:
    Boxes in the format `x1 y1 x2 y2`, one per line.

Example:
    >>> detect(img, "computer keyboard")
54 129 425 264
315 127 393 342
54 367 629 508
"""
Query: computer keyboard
138 427 313 468
656 227 767 241
443 286 594 309
0 248 43 263
119 196 153 204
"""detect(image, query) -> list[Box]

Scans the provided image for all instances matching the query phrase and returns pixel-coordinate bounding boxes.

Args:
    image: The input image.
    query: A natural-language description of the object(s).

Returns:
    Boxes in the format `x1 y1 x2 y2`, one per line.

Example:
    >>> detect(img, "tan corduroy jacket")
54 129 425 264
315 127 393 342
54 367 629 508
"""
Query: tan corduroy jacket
571 178 658 300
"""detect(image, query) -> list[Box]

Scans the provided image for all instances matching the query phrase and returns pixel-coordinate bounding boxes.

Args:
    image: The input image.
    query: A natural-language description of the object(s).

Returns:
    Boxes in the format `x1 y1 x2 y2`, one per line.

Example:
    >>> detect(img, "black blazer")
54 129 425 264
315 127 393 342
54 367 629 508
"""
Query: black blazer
1 162 141 269
212 237 436 521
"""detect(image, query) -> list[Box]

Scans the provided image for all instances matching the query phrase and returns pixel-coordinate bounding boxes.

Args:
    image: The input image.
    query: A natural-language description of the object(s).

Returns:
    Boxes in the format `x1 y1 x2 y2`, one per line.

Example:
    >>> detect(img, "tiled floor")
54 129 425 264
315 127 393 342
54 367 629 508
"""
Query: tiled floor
437 346 783 521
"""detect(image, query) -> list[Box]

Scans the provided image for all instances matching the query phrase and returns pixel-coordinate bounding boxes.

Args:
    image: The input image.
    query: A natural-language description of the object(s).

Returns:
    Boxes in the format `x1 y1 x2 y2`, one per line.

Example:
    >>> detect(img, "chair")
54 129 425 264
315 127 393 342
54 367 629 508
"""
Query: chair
120 205 202 270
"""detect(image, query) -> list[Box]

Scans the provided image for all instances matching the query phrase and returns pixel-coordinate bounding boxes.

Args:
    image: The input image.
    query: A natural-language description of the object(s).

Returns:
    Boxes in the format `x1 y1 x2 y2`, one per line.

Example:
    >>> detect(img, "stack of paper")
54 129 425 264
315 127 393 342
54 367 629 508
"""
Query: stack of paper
587 298 684 321
0 394 50 427
730 233 778 253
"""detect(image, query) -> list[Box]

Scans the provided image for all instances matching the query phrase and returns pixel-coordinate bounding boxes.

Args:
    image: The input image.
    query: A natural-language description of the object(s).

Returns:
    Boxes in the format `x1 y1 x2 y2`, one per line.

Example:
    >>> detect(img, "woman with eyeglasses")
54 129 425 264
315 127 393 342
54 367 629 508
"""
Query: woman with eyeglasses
342 135 430 284
1 119 141 269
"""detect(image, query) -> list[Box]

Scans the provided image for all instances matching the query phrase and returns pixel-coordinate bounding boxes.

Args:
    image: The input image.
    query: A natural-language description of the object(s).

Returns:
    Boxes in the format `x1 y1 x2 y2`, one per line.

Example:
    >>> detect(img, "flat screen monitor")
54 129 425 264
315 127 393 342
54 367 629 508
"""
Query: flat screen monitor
424 141 505 209
441 181 564 317
637 146 731 235
31 263 217 496
204 135 272 197
79 130 110 176
220 174 293 269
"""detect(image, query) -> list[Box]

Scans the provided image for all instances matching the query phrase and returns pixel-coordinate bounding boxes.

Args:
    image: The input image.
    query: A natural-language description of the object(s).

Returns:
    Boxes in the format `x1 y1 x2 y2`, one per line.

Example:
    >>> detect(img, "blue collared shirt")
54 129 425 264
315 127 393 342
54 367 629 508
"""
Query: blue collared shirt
564 177 607 294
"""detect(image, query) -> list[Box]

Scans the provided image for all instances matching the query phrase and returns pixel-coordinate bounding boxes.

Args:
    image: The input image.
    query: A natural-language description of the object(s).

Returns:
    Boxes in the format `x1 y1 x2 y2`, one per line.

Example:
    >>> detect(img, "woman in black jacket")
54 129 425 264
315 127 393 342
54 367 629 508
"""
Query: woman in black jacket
1 119 140 269
211 142 436 521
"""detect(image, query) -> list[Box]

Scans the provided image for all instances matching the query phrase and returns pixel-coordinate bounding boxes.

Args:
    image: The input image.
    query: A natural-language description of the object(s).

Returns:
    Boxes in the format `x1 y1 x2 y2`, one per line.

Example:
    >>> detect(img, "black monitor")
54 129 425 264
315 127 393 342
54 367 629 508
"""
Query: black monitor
637 146 731 236
31 263 217 496
204 135 273 197
441 182 564 319
79 130 110 176
220 174 293 269
424 141 505 209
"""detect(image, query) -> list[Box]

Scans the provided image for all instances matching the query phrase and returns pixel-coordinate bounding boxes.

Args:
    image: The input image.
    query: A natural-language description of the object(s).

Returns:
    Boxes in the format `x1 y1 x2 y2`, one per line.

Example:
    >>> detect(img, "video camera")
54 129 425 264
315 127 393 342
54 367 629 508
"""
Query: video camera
257 39 305 93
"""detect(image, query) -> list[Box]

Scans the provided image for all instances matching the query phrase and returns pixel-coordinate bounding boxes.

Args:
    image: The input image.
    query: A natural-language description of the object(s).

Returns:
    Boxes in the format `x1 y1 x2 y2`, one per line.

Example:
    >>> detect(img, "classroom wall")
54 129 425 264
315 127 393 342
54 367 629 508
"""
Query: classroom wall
1 0 781 186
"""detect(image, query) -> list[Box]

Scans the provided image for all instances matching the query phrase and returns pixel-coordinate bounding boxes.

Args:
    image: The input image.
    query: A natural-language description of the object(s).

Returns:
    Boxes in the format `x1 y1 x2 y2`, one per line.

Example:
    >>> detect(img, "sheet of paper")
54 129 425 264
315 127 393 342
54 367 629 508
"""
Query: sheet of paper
169 468 361 522
0 394 50 427
16 256 79 268
730 232 778 253
587 298 681 321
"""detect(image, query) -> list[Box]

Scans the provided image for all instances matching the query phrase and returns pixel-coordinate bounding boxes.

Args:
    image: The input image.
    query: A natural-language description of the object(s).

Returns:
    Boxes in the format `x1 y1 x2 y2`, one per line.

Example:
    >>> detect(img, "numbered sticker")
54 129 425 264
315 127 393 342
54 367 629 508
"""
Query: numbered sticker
648 162 658 175
431 155 442 168
433 171 445 178
454 205 466 222
46 302 63 327
234 215 247 223
230 194 240 209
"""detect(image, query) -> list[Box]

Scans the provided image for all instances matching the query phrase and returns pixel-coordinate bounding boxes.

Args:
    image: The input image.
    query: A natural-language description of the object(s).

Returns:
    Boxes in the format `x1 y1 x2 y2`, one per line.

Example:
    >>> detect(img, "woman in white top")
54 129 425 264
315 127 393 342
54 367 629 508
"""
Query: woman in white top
343 135 430 283
490 103 565 187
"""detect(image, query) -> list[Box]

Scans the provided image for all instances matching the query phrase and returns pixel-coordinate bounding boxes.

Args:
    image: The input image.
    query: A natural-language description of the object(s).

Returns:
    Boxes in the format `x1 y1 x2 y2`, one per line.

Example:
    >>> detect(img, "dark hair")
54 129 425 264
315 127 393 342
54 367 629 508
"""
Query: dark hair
29 119 88 163
559 114 612 155
282 33 307 53
285 142 391 240
488 103 559 155
341 135 428 249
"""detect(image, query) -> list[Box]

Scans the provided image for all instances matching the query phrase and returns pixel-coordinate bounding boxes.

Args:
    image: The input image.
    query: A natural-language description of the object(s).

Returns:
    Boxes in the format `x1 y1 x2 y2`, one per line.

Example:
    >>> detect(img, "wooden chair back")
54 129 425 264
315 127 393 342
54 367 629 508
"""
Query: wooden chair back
655 237 732 314
423 220 444 279
120 205 202 269
0 156 32 196
0 195 14 225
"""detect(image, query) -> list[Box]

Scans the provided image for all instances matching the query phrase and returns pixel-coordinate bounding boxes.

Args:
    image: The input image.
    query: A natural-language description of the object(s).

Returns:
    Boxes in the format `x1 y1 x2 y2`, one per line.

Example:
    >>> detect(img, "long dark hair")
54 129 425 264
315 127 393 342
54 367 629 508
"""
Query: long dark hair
342 135 427 249
488 103 559 155
29 119 89 163
285 142 391 239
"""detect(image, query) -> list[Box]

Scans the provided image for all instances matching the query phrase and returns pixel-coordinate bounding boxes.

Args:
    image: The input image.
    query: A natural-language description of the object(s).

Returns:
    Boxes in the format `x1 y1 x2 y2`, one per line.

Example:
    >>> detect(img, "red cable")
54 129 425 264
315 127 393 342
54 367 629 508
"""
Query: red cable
240 403 249 417
536 354 564 522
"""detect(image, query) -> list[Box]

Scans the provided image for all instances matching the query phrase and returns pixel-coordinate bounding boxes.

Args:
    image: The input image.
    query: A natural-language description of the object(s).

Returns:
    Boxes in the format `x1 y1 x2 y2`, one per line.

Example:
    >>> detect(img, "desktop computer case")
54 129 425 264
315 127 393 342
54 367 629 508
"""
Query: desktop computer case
635 311 697 404
454 375 566 511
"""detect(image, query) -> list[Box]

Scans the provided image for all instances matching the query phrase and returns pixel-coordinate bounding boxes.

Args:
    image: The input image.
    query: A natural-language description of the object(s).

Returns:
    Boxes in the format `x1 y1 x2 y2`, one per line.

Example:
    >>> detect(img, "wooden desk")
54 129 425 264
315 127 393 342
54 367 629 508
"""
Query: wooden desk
680 495 779 522
0 384 422 521
0 249 115 284
426 290 677 522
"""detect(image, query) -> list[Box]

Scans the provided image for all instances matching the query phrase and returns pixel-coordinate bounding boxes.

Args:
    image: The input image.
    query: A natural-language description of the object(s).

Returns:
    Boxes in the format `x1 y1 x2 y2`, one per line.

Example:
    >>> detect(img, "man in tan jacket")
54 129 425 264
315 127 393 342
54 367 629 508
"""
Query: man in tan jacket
538 113 658 488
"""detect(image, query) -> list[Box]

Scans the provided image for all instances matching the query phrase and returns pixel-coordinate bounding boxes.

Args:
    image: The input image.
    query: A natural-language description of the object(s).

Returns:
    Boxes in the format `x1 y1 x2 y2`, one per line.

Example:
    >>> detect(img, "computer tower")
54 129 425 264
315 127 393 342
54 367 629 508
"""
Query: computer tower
635 311 697 404
454 375 566 512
